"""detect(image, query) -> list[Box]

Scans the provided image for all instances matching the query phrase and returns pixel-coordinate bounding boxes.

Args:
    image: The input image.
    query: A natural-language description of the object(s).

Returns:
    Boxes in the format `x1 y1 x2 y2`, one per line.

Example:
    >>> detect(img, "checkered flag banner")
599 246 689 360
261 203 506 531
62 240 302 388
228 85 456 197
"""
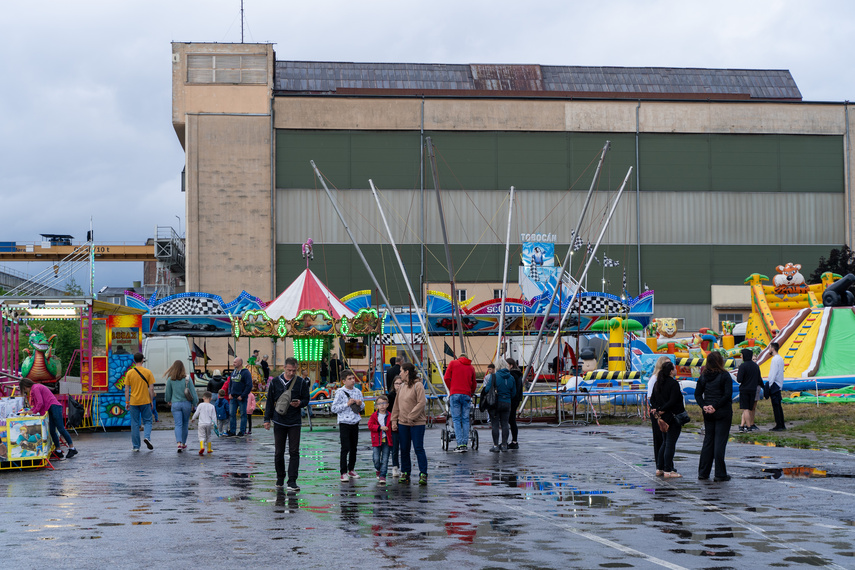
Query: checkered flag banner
586 242 598 262
570 230 584 251
622 269 628 293
603 256 620 268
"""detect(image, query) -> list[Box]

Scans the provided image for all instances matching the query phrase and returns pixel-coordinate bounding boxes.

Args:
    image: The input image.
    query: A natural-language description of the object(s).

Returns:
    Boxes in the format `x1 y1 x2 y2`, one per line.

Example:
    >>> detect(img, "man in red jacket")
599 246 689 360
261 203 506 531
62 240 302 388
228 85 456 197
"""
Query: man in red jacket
444 353 477 452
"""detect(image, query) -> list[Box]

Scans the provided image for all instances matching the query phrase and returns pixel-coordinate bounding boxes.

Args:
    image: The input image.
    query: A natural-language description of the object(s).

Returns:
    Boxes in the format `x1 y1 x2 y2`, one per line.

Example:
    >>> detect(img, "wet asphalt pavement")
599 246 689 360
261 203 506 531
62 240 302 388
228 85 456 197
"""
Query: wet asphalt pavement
2 419 854 569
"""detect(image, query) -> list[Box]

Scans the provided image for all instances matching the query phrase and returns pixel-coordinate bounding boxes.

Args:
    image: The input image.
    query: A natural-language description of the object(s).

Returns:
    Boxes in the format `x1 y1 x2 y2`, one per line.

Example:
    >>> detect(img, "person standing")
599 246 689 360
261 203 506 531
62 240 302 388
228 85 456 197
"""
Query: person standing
191 391 217 455
329 352 343 385
484 360 517 452
263 357 310 492
736 348 762 432
649 361 685 478
260 355 270 383
20 378 78 459
124 352 155 452
695 352 733 482
443 353 476 452
646 356 671 474
331 369 365 481
368 395 393 484
388 375 403 478
507 358 524 449
767 342 786 431
385 357 400 394
164 360 198 452
227 357 252 436
391 363 428 485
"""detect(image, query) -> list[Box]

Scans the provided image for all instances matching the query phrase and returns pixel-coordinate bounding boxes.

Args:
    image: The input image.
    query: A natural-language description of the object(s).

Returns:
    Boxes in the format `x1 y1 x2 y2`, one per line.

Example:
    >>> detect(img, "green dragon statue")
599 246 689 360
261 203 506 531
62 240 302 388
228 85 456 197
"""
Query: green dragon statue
21 327 63 383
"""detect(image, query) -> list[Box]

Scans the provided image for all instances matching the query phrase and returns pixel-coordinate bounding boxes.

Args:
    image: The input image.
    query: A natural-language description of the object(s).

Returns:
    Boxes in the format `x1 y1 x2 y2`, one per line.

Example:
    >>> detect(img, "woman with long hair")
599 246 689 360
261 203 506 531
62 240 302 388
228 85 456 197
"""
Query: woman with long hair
695 351 733 481
390 363 428 485
646 356 671 474
164 360 198 452
387 374 403 478
649 361 686 478
18 378 78 459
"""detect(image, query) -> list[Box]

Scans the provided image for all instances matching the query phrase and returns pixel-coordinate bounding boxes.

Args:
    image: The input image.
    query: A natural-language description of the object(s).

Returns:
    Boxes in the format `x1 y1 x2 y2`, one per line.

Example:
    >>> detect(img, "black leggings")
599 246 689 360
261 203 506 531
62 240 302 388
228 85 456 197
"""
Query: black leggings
339 422 359 473
509 400 520 441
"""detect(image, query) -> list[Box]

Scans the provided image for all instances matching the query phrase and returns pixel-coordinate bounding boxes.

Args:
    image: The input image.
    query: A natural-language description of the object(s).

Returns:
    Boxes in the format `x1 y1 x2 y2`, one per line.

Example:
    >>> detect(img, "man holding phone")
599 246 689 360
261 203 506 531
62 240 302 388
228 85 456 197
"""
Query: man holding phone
264 357 310 491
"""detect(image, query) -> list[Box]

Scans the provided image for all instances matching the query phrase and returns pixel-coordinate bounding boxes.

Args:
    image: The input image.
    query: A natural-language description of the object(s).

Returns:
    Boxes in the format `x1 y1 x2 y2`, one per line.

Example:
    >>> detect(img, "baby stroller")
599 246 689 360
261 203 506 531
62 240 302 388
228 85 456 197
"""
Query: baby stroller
440 403 479 451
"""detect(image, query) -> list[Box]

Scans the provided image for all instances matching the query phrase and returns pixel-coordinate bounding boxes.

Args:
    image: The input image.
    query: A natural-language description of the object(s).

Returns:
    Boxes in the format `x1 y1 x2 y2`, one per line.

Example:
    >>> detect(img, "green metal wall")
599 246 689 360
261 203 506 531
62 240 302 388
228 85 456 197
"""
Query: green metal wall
276 243 834 306
277 130 843 193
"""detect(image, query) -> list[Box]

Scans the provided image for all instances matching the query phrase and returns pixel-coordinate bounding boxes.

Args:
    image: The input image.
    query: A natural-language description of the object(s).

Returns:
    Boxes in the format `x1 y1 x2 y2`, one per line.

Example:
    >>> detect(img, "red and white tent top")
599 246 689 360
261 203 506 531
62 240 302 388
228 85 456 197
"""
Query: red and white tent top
264 268 355 320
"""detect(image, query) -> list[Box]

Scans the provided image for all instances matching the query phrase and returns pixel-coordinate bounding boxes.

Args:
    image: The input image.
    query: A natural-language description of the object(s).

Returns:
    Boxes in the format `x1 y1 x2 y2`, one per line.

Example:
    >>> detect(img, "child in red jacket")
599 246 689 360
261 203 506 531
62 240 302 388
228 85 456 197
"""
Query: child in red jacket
368 395 393 484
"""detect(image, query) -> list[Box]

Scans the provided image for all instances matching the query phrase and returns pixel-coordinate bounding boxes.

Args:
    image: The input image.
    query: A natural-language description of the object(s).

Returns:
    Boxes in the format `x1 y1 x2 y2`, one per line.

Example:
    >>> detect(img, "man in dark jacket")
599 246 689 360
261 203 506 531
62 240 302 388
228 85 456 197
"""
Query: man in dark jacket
227 358 253 436
264 357 310 492
444 354 477 452
736 348 761 432
385 357 400 394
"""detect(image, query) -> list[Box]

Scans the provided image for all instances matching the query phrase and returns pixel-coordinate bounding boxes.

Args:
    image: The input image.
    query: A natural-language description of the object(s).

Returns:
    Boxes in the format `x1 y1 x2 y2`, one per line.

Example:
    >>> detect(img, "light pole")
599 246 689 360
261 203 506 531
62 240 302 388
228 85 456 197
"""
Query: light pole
175 215 181 237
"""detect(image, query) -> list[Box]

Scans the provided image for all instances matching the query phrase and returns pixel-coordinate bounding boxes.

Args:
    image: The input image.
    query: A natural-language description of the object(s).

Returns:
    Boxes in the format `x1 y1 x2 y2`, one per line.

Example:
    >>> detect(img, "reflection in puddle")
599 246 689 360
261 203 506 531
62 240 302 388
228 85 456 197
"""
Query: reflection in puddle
761 466 828 479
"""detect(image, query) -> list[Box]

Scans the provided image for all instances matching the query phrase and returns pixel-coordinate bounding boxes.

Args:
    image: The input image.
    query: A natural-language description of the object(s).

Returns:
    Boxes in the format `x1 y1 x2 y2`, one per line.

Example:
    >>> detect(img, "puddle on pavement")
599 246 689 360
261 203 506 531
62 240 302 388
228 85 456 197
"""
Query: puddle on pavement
754 466 855 479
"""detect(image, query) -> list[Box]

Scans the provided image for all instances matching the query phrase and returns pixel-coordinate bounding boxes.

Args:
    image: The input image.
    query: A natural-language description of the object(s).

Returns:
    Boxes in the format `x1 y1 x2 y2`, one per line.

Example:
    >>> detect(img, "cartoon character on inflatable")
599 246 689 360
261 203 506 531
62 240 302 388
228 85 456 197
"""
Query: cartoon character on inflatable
773 262 808 295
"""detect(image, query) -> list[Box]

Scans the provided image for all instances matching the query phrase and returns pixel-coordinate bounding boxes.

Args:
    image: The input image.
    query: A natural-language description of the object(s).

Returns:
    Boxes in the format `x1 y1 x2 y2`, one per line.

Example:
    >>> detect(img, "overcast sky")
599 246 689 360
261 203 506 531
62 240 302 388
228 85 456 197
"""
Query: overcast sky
2 0 853 295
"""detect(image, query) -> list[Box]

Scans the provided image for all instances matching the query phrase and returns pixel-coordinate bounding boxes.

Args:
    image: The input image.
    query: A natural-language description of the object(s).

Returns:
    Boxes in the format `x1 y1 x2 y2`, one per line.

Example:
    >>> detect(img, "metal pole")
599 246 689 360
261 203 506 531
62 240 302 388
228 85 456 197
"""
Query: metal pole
520 141 610 388
425 137 468 355
496 187 515 362
311 161 432 387
520 166 633 409
369 180 449 402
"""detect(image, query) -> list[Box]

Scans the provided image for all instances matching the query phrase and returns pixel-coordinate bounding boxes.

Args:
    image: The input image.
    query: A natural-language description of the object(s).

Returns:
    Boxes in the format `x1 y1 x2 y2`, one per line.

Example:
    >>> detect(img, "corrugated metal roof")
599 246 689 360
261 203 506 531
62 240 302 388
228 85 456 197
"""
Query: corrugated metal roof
274 61 802 100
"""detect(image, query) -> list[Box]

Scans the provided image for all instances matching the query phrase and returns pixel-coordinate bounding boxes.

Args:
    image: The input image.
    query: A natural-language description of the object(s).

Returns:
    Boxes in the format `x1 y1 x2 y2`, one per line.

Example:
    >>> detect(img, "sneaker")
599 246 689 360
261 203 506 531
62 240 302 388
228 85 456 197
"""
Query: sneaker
348 471 360 479
177 443 183 453
143 438 154 450
237 432 246 437
713 475 732 482
132 448 140 452
738 426 746 433
500 443 509 452
340 473 350 482
224 432 235 437
455 445 468 453
376 471 380 480
770 426 787 432
749 425 760 431
286 484 301 492
246 429 252 435
275 483 284 490
418 472 428 486
378 477 387 484
399 473 410 484
391 467 401 478
508 442 519 449
51 450 64 459
490 445 501 452
65 448 78 459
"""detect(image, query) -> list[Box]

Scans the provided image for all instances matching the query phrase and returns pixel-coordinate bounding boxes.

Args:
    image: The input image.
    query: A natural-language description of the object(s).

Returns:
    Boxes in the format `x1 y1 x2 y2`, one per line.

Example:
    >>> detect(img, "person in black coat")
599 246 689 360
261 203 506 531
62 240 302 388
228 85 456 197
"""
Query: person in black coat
263 357 311 491
649 360 686 478
385 357 400 394
506 358 524 449
736 348 761 432
695 351 733 482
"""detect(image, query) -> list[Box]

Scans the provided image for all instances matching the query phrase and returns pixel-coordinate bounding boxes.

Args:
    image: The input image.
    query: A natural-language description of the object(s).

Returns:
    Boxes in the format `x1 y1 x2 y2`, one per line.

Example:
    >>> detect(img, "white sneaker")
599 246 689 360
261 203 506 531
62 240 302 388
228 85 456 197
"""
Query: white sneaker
392 467 400 478
340 473 349 482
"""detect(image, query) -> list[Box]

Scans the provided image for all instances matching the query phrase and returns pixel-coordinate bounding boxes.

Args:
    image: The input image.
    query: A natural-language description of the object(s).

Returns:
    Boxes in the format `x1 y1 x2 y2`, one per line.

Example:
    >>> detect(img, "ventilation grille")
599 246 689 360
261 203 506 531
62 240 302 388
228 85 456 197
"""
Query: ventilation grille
187 54 267 84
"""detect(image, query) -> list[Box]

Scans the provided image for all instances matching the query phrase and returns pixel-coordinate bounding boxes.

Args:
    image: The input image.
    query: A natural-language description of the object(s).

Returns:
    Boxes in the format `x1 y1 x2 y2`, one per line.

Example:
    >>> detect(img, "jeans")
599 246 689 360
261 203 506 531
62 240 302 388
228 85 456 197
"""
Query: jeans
172 400 192 444
699 412 732 478
128 404 152 450
656 421 682 472
770 387 785 428
398 424 427 476
390 430 400 467
651 416 664 470
372 444 392 477
491 401 511 446
229 397 248 434
273 424 301 486
47 404 73 449
449 394 471 446
339 422 359 473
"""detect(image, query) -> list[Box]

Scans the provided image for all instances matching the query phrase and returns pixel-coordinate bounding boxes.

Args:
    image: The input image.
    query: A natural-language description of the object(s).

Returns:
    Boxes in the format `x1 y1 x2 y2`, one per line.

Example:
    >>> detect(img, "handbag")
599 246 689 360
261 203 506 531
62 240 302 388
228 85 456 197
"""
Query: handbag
675 410 691 426
756 384 764 402
274 376 296 415
345 389 362 414
479 381 498 412
183 378 194 401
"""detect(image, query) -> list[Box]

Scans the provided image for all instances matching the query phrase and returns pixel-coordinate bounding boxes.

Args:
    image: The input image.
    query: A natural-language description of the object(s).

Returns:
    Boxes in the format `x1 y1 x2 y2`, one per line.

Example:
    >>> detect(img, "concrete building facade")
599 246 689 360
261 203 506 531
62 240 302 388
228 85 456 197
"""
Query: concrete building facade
172 42 855 332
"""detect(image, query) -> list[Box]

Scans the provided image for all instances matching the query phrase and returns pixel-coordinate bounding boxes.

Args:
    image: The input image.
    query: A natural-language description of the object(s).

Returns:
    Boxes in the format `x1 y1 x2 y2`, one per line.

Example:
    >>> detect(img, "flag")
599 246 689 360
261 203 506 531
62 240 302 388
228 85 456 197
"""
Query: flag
443 341 456 359
622 269 629 298
603 256 620 268
193 341 205 361
570 230 584 251
203 340 210 364
227 342 235 357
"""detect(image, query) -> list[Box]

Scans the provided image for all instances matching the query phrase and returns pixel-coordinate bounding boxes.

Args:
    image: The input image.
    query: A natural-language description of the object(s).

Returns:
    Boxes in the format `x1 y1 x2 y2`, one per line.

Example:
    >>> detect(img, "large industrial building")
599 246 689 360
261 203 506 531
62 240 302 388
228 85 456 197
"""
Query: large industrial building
171 42 853 334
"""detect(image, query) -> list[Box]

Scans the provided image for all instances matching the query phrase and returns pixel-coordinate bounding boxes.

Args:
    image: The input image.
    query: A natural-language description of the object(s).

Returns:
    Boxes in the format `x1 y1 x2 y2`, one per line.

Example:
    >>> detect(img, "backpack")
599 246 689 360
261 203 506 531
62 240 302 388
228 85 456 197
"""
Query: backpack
67 396 85 428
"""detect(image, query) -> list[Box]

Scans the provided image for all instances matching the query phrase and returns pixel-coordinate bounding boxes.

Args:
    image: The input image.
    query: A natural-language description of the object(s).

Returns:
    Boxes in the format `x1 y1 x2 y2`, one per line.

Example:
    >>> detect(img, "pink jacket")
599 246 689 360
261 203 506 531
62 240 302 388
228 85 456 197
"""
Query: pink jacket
29 383 60 415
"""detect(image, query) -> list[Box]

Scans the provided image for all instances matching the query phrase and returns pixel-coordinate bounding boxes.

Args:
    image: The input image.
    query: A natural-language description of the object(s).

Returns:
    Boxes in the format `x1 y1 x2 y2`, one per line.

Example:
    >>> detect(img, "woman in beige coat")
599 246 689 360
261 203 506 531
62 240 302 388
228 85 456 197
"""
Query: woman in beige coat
390 362 428 485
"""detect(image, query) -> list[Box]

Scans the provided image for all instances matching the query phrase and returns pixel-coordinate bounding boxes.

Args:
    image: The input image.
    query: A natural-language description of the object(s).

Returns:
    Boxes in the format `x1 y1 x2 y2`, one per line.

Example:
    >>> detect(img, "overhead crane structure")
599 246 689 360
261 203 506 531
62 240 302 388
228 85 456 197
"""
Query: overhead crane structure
0 243 155 262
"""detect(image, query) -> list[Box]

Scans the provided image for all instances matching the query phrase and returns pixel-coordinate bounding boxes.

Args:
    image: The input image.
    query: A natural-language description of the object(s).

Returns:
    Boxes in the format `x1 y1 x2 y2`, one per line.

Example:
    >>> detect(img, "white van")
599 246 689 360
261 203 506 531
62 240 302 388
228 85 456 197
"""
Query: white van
142 336 195 402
